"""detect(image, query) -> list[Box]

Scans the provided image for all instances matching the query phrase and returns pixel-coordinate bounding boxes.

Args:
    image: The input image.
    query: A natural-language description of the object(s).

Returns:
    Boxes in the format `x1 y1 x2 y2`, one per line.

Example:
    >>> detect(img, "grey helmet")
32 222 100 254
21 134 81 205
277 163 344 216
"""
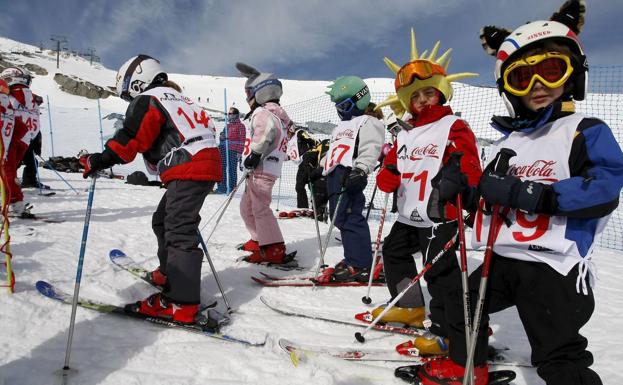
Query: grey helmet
235 62 282 105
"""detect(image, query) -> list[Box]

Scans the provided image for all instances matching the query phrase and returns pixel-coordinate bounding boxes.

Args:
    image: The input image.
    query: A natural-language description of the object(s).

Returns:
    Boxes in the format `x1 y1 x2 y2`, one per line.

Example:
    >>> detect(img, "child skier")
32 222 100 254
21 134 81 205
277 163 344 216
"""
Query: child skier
370 30 481 356
0 67 42 218
286 124 321 210
79 55 222 324
235 63 292 264
414 1 623 384
315 76 385 283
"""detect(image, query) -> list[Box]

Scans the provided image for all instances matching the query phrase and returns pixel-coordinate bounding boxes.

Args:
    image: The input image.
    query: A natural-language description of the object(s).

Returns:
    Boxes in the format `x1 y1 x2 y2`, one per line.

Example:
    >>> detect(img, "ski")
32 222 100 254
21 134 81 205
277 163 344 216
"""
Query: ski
277 209 314 219
12 214 65 223
235 251 306 271
252 276 384 287
109 249 159 287
279 338 425 362
36 280 267 347
260 296 425 336
255 272 384 285
395 365 516 384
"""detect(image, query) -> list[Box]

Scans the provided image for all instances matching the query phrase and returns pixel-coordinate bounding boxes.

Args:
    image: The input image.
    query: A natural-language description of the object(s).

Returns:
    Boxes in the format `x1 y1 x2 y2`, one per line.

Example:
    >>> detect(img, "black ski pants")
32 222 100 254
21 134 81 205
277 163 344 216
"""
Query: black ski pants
447 255 602 385
152 180 214 304
382 220 460 336
295 163 309 208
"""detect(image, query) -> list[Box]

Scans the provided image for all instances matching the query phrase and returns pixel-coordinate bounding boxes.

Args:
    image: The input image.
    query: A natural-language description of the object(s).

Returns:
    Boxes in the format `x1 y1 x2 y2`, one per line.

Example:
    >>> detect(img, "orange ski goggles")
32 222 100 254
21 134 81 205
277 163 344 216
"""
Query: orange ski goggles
503 52 574 96
395 60 446 90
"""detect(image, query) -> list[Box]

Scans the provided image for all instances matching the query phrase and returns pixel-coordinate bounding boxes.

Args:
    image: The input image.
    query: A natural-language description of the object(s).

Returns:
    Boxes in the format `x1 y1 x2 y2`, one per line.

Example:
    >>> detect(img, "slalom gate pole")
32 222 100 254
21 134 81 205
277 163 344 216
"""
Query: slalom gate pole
462 148 515 385
36 154 80 195
0 140 14 293
62 176 97 372
223 89 231 193
311 190 344 288
275 177 282 212
33 152 43 195
202 170 249 244
308 182 323 260
362 192 390 305
197 230 233 313
46 95 55 157
355 233 458 343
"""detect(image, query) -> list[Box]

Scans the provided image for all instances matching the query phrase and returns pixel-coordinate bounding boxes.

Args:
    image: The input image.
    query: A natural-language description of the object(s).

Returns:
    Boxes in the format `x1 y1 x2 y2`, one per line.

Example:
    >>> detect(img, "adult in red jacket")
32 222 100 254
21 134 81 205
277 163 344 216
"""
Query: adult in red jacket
0 67 42 217
369 30 482 358
80 55 222 324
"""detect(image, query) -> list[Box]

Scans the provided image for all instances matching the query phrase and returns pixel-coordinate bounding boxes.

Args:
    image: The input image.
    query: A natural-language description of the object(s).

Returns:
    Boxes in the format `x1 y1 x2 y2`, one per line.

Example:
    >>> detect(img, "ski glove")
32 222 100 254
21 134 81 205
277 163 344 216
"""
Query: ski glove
376 165 400 193
478 170 548 214
243 151 262 170
309 166 324 182
344 168 368 193
431 161 468 204
79 151 115 179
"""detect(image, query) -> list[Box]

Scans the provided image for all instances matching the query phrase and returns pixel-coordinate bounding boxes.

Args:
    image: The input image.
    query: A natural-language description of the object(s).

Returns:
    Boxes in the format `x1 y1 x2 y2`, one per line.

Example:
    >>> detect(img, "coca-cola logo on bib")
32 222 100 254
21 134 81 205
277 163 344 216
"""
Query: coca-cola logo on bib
508 160 559 182
335 129 355 140
407 144 439 161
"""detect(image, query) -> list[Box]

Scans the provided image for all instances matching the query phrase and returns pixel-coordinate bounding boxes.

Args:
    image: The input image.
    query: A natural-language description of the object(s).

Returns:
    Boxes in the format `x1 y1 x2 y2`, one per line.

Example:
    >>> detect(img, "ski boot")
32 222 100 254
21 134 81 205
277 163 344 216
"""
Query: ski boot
244 242 289 264
396 331 449 357
124 293 199 324
315 260 370 283
146 267 167 288
237 239 260 252
366 305 426 328
408 357 489 385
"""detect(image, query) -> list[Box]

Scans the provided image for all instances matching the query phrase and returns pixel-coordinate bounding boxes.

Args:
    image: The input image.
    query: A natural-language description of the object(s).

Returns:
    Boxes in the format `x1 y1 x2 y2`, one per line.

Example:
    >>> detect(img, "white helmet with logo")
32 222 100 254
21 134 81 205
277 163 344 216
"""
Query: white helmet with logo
0 67 32 87
116 55 167 101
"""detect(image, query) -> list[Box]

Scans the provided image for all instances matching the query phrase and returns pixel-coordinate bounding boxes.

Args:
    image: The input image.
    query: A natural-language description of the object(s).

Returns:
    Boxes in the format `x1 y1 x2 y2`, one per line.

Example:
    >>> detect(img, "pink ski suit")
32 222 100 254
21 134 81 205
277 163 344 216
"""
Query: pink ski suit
240 102 291 246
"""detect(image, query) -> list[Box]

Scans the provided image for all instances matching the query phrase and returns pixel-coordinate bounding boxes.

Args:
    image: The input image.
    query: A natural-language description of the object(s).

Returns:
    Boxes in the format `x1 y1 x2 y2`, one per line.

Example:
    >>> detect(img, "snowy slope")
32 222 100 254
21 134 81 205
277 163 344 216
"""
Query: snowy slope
0 169 622 385
1 36 622 385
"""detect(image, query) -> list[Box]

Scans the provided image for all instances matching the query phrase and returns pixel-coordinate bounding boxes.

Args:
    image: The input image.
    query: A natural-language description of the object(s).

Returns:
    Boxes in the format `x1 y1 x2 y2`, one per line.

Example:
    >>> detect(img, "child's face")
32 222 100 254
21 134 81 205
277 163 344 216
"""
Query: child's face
410 87 440 114
519 78 565 112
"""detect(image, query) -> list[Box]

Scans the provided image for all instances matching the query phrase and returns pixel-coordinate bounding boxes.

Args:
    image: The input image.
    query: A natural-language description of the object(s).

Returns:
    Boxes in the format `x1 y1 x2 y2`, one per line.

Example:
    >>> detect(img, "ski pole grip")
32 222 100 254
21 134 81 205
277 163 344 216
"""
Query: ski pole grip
493 148 516 175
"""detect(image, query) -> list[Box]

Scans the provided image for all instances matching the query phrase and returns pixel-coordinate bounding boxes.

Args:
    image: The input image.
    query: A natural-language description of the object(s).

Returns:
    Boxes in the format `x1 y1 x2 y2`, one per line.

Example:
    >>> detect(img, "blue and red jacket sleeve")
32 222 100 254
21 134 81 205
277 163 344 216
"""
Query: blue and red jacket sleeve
552 118 623 218
106 95 166 163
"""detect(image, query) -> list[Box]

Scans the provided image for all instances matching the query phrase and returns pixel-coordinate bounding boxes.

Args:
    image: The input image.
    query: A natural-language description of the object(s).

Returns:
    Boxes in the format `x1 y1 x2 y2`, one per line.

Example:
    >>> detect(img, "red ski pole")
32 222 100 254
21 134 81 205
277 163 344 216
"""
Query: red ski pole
462 148 516 385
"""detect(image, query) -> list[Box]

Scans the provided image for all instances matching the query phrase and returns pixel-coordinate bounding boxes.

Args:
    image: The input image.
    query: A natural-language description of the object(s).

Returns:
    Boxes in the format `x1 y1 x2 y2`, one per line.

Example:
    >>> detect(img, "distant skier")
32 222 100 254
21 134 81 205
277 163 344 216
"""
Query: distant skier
215 107 246 194
235 62 292 264
417 1 623 384
314 76 385 283
370 30 480 358
0 67 43 217
79 55 222 324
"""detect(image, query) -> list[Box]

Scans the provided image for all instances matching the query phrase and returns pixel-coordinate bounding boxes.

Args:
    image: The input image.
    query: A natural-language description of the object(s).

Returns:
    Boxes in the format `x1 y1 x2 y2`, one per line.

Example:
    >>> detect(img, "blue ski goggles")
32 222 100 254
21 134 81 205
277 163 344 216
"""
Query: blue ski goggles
335 85 369 115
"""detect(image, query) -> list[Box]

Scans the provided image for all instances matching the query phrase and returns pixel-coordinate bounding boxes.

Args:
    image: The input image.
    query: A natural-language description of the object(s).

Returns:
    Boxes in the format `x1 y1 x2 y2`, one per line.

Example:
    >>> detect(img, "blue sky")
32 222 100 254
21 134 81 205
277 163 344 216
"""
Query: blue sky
3 0 622 86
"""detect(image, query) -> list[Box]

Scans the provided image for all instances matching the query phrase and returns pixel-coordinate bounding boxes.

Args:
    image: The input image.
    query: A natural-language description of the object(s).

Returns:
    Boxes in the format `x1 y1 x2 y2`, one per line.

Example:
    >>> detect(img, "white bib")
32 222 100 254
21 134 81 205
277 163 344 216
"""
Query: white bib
142 88 218 157
471 113 608 280
396 115 457 227
11 88 40 145
286 129 303 165
242 107 287 177
0 94 14 160
323 115 369 175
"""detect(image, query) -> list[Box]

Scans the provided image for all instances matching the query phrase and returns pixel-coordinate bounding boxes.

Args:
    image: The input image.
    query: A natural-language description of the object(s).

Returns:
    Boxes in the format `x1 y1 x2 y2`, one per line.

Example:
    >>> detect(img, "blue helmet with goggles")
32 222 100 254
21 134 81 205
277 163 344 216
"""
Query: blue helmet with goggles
326 76 371 121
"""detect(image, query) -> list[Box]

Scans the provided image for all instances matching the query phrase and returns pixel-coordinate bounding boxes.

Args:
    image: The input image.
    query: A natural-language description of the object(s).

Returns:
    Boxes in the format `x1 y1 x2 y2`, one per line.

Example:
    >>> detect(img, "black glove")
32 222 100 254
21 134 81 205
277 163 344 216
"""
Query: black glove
478 170 548 214
431 161 468 204
79 151 116 179
243 151 262 170
309 166 324 182
343 168 367 193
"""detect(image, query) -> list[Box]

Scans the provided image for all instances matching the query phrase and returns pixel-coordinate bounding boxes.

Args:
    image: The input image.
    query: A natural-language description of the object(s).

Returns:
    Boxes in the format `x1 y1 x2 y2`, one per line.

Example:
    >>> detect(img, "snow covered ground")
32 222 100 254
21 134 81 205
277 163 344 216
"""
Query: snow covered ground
0 168 621 385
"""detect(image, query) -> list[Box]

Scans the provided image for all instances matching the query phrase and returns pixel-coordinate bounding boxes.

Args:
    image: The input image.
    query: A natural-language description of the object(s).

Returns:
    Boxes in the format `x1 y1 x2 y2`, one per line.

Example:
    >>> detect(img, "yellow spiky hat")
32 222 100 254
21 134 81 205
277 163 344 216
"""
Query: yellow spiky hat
378 29 478 114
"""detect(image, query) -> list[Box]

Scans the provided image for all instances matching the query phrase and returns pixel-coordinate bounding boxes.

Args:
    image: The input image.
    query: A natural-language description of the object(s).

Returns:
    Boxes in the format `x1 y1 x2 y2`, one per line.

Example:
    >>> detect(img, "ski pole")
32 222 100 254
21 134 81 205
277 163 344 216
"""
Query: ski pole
202 170 249 244
197 230 233 313
275 176 282 212
462 148 516 385
365 181 378 221
36 154 80 195
63 175 97 372
311 189 345 288
448 152 474 385
308 182 323 259
362 192 390 305
199 193 233 232
355 232 458 343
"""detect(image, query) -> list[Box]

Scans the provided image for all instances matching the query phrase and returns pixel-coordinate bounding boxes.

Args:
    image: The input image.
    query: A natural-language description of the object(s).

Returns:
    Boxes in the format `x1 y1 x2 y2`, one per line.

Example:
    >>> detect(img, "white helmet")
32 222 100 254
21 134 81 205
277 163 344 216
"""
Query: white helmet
116 55 167 101
0 67 32 87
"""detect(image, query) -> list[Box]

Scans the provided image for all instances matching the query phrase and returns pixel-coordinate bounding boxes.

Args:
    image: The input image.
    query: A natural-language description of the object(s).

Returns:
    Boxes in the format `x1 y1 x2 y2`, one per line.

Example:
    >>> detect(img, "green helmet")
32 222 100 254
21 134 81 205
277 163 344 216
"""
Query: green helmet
326 76 371 112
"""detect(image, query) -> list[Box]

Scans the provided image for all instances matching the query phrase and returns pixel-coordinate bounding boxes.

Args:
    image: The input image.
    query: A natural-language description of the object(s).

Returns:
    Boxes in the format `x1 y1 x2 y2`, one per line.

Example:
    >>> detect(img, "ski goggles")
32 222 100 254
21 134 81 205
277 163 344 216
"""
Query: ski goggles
335 85 369 114
395 60 446 90
502 52 574 96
